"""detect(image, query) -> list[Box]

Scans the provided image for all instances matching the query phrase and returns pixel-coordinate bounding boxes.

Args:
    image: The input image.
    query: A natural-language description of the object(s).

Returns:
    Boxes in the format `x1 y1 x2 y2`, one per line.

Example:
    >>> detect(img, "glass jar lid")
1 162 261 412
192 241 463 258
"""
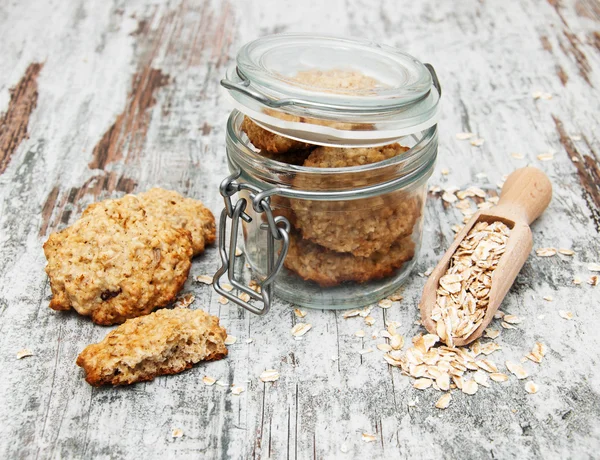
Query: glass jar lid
221 34 441 147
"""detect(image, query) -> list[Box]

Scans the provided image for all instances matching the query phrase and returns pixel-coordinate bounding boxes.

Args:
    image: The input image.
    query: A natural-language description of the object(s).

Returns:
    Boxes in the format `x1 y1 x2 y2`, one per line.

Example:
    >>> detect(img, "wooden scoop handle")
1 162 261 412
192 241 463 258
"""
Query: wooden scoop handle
496 167 552 225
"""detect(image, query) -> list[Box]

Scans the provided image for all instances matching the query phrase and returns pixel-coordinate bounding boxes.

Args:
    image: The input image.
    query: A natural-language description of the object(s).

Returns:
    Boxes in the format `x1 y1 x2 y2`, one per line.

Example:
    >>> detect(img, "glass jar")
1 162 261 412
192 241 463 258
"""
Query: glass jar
213 34 440 314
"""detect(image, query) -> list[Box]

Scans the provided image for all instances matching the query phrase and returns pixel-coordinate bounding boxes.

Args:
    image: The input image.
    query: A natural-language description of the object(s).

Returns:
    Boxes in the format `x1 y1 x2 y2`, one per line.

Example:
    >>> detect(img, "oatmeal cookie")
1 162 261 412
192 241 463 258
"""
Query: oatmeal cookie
76 308 228 386
137 188 216 256
284 232 415 287
291 143 420 257
242 116 313 154
44 195 193 325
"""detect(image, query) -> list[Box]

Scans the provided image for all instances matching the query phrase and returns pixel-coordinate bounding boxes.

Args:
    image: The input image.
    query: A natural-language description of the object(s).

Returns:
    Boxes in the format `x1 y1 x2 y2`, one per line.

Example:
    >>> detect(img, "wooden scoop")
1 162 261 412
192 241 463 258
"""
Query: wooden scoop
419 167 552 347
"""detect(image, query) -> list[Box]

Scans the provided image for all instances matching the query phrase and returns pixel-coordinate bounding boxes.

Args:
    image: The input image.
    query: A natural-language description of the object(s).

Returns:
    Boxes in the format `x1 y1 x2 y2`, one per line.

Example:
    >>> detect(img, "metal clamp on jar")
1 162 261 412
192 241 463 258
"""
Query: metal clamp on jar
213 34 441 314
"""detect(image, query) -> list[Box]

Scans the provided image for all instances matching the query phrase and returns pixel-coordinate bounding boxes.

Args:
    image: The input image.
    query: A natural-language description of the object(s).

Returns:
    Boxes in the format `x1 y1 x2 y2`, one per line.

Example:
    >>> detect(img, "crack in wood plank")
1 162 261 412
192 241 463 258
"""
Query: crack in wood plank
0 63 43 175
553 115 600 232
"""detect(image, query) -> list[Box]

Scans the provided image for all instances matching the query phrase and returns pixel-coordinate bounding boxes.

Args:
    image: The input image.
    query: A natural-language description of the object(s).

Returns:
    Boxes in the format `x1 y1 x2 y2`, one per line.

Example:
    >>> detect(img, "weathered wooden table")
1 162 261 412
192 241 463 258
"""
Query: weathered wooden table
1 0 599 458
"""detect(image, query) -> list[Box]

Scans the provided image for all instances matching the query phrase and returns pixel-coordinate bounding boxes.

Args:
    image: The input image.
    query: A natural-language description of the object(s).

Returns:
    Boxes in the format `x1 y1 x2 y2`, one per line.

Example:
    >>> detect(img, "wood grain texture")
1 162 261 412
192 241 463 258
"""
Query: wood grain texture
0 0 599 459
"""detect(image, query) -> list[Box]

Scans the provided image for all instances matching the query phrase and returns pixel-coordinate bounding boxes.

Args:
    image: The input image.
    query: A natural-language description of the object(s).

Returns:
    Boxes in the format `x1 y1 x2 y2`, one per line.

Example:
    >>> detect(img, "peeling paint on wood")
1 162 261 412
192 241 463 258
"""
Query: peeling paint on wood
0 63 43 175
89 68 170 170
553 115 600 231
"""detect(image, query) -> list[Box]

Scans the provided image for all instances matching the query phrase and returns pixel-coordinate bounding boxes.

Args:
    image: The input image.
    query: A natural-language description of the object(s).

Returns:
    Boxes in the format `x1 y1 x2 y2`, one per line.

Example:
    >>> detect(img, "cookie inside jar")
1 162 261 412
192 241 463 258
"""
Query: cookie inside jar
221 34 439 309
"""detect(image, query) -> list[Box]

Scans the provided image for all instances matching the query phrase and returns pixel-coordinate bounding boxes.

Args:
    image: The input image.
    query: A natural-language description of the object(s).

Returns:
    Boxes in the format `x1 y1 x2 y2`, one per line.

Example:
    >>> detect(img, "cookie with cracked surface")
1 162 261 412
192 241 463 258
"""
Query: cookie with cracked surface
284 232 416 287
76 308 228 386
291 143 420 257
44 194 193 325
137 188 216 256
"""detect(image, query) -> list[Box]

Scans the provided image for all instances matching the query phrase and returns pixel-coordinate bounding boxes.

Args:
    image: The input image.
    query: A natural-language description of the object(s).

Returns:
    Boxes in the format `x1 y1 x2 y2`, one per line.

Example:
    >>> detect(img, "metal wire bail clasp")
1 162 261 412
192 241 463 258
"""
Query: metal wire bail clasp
212 171 290 315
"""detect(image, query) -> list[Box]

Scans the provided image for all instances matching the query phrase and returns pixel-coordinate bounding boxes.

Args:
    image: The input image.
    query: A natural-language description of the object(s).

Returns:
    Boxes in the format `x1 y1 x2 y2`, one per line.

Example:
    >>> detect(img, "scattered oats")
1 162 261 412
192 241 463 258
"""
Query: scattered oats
435 393 452 409
532 91 552 100
511 152 525 159
501 322 515 329
172 428 184 438
362 433 377 443
173 293 195 309
378 299 393 309
224 335 237 345
487 196 500 204
215 380 228 387
355 330 366 338
387 320 402 332
429 185 442 193
456 132 475 140
424 267 434 277
543 296 553 302
202 376 216 386
484 328 500 339
196 275 212 284
572 156 579 162
238 292 251 302
588 263 600 272
525 342 546 364
506 361 528 379
468 186 487 198
476 172 488 179
343 309 361 318
480 343 501 355
218 296 229 305
477 359 498 373
495 311 505 319
589 275 599 286
16 349 33 359
294 308 307 318
359 307 373 318
235 247 243 256
537 152 554 161
291 323 312 337
364 316 376 327
503 315 522 324
377 343 392 352
413 378 433 390
525 381 539 394
221 283 234 292
331 355 339 361
260 369 280 382
536 247 557 257
380 330 391 339
340 443 349 453
470 138 485 147
451 224 463 234
245 338 254 344
441 168 450 175
538 314 545 320
231 386 245 395
558 248 575 256
490 373 509 382
477 201 493 210
248 280 261 293
442 191 458 204
359 348 373 355
573 276 582 285
473 370 490 387
388 291 404 301
455 199 472 211
571 134 582 141
462 380 479 395
390 334 405 350
437 372 451 391
559 310 573 320
407 400 417 407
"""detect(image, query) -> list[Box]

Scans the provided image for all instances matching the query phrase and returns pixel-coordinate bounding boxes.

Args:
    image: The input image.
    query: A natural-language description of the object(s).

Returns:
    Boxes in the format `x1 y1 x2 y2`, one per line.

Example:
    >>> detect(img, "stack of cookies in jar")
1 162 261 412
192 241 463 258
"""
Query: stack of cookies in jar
239 70 422 288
